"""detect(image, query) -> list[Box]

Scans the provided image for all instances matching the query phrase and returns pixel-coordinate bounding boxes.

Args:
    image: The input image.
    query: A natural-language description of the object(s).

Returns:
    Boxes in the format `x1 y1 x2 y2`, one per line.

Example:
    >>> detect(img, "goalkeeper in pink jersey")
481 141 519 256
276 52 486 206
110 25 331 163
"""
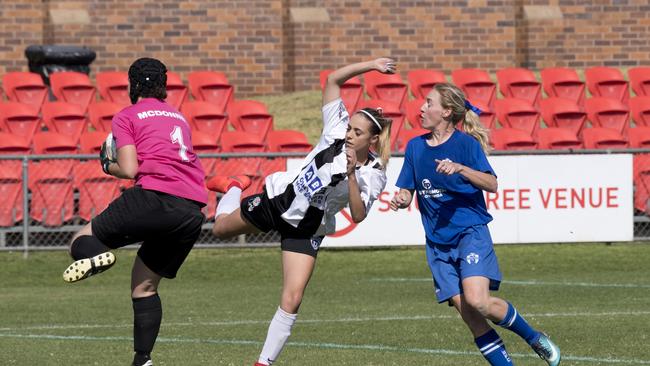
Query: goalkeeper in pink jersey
61 58 207 366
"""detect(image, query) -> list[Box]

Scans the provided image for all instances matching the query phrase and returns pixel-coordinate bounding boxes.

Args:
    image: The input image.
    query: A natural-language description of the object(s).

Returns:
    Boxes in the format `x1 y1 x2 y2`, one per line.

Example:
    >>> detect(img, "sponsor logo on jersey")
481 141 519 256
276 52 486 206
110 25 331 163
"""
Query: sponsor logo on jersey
419 179 445 198
466 252 480 264
295 164 324 200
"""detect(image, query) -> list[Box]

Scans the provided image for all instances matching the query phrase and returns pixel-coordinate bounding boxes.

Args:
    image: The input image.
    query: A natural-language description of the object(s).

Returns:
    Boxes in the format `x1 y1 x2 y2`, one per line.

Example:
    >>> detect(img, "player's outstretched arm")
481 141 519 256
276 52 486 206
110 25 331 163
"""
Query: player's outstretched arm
322 58 396 106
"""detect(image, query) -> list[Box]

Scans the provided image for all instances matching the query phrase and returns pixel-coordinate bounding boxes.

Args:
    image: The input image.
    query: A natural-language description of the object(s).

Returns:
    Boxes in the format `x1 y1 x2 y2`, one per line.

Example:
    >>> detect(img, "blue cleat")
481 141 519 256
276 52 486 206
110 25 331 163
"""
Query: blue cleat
531 333 561 366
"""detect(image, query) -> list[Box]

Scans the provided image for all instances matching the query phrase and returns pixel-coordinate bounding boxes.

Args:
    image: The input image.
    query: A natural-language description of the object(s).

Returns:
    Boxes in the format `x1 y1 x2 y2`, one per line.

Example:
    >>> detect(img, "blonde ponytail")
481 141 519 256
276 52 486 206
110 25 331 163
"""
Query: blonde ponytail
374 122 392 167
463 109 491 154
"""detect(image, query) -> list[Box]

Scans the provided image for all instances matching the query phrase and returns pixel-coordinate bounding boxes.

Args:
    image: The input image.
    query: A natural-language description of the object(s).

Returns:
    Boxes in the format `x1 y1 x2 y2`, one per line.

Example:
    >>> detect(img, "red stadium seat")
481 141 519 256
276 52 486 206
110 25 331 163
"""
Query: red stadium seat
628 127 650 148
0 132 30 154
495 98 541 137
227 100 273 139
0 133 30 226
496 68 542 106
49 71 96 111
220 130 266 153
42 102 88 143
192 130 219 174
181 101 228 141
363 71 408 109
0 160 24 227
581 128 628 149
79 131 107 154
628 67 650 97
407 69 446 99
188 71 234 111
357 99 404 151
191 130 220 219
74 161 121 221
218 130 265 196
405 99 424 129
96 71 130 106
539 97 587 136
30 132 77 226
630 96 650 127
585 97 630 134
540 67 585 105
634 154 650 212
536 127 582 150
319 70 364 113
452 68 497 109
2 72 48 113
396 128 429 152
0 102 41 143
267 130 312 152
88 102 123 132
165 71 189 109
585 67 629 104
490 128 537 151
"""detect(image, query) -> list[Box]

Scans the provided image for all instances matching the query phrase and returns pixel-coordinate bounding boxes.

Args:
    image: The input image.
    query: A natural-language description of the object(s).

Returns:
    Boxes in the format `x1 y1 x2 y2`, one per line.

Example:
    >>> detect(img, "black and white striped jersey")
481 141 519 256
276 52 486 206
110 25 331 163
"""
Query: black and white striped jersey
264 98 349 234
315 153 387 236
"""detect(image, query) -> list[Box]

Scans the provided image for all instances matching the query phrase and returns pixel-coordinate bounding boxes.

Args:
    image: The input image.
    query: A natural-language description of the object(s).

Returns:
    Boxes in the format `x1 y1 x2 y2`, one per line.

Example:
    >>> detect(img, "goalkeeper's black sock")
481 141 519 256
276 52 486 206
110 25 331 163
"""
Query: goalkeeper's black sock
132 351 152 366
133 294 162 362
70 235 110 260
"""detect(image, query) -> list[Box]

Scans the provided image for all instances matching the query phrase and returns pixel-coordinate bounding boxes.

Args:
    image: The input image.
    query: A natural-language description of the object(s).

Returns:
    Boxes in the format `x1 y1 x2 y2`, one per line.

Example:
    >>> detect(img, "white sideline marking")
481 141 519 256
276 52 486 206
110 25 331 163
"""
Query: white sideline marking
1 310 649 332
371 277 650 289
0 333 649 365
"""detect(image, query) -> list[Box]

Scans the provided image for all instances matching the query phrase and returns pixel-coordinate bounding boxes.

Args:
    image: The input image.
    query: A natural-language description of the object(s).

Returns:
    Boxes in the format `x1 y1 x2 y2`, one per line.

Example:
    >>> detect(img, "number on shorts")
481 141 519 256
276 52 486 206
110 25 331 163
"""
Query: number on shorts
170 125 190 162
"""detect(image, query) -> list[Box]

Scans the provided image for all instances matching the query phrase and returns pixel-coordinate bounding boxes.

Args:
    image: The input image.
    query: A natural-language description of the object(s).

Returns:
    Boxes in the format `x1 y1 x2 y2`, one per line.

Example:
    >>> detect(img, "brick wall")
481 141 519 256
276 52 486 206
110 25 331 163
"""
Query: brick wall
0 0 648 97
518 0 650 69
0 0 44 72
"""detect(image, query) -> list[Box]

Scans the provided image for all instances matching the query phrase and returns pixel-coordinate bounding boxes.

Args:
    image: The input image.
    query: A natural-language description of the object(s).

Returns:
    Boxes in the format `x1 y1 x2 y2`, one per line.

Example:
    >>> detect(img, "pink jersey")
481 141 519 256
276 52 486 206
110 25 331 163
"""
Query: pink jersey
112 98 208 205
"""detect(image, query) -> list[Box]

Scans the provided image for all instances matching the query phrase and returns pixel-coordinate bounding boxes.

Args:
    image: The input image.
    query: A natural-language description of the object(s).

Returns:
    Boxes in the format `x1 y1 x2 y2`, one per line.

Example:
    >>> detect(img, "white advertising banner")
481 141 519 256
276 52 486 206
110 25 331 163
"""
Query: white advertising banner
288 154 634 246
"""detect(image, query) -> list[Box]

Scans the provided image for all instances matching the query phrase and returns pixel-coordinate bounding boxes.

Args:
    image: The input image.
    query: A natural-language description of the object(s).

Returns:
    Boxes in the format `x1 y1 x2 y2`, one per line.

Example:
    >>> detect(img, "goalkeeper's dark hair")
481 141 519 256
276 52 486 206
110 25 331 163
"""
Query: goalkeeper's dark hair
128 58 167 104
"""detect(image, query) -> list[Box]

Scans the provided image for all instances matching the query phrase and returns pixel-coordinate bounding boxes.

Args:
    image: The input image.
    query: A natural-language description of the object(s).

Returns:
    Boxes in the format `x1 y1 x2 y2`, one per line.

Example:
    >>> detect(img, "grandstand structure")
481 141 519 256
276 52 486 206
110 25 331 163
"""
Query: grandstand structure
0 1 648 250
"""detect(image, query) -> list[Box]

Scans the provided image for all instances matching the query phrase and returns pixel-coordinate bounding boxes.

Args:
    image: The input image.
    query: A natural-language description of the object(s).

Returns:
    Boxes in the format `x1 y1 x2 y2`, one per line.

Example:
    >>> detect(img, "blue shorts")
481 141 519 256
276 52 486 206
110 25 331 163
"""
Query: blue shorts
425 225 502 303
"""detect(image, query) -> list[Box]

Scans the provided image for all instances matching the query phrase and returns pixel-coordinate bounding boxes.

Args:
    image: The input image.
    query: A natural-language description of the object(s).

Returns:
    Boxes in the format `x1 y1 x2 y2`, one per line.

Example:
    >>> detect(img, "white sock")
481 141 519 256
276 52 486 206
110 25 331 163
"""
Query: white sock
215 187 242 219
257 307 297 365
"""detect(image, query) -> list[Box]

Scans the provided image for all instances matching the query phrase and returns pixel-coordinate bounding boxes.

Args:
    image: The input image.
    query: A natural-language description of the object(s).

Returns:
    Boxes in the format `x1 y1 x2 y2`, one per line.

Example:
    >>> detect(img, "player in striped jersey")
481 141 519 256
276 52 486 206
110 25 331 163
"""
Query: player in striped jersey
207 58 395 366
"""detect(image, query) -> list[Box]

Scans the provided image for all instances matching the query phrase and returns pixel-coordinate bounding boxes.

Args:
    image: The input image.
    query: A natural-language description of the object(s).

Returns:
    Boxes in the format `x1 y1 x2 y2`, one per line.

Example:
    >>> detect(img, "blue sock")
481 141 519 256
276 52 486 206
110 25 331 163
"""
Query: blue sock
474 329 513 366
496 302 541 345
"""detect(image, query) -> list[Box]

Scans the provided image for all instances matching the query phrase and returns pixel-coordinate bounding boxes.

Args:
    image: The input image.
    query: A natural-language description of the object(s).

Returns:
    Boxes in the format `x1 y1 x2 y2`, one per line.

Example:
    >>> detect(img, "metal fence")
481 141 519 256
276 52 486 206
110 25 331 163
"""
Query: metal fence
0 149 648 255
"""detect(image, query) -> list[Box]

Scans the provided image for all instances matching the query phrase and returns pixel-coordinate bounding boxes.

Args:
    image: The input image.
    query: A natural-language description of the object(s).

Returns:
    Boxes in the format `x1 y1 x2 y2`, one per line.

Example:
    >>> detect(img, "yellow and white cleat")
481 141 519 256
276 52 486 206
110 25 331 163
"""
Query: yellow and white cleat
62 252 116 283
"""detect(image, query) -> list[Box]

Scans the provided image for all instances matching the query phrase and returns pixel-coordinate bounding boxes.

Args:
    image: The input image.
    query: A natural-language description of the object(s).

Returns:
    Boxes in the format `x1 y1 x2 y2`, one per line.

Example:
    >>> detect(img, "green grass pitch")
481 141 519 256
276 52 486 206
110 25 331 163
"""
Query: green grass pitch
1 243 649 365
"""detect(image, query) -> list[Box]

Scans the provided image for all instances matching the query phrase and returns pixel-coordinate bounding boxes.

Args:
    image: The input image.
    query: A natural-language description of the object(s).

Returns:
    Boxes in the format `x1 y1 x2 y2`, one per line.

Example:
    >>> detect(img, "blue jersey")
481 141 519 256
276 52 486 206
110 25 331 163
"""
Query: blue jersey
395 130 495 245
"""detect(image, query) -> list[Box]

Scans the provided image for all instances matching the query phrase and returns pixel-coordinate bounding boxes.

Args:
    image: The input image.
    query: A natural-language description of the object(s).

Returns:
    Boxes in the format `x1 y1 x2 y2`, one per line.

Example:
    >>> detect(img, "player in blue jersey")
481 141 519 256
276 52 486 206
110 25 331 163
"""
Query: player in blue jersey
390 83 561 366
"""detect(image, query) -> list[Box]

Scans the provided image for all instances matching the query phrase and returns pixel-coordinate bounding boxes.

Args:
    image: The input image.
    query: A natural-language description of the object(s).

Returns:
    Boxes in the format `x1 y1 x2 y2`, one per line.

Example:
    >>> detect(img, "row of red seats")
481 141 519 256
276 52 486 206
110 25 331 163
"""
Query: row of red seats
322 66 650 112
4 65 647 119
0 70 235 113
0 129 313 156
0 98 279 145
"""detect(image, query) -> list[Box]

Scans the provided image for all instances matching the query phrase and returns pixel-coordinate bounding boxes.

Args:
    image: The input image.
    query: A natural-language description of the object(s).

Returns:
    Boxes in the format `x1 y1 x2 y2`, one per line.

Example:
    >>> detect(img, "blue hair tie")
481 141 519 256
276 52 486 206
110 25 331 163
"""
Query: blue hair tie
464 100 482 116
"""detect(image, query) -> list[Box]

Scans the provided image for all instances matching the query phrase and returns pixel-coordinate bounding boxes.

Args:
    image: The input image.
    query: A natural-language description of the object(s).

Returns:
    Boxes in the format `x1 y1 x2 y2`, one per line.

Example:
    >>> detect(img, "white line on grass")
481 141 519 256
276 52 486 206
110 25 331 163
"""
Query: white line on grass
1 310 649 332
371 278 650 289
0 333 649 365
